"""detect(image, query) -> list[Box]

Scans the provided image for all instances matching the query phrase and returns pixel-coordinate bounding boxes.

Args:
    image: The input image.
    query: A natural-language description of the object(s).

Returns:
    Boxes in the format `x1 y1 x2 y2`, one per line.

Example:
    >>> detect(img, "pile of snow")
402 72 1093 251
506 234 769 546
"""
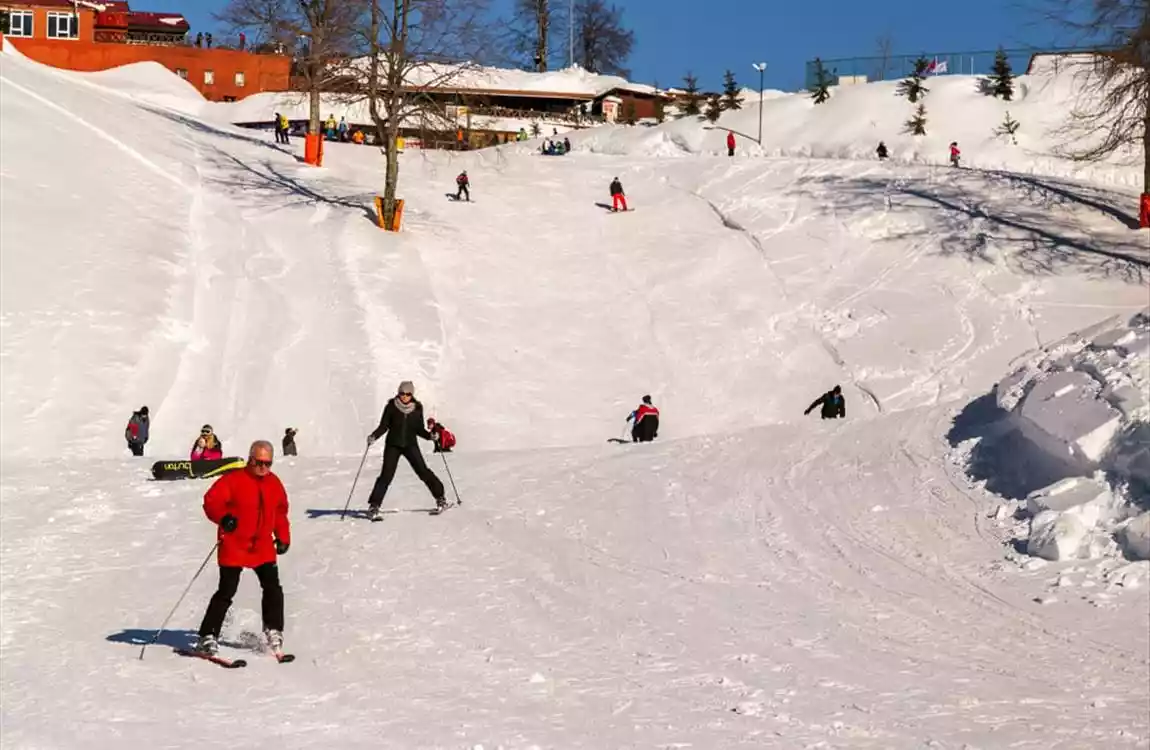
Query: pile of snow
960 311 1150 563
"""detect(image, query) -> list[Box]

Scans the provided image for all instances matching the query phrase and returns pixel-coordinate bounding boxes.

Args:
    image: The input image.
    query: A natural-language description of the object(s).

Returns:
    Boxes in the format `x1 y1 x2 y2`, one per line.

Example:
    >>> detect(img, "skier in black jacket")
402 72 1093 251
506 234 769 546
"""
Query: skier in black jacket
365 380 446 519
803 385 846 420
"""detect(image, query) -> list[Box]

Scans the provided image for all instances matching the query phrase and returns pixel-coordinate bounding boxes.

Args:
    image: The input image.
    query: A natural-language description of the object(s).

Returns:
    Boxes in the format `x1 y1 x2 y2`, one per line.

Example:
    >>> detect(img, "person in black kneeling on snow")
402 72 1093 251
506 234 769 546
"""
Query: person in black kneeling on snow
804 385 846 420
426 418 456 453
627 395 659 442
365 381 447 520
876 141 888 160
455 171 470 201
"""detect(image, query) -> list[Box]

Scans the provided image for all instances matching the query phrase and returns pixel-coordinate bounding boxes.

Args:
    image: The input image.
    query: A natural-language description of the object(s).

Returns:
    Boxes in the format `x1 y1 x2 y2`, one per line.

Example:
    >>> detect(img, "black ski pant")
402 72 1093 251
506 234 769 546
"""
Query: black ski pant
128 441 144 456
728 147 735 157
199 563 284 637
455 185 470 201
368 444 445 507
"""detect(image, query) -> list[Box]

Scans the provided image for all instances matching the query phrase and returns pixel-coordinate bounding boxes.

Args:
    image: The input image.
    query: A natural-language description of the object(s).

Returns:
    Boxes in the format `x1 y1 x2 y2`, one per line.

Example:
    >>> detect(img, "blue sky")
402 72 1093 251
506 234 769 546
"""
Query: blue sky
146 0 1070 91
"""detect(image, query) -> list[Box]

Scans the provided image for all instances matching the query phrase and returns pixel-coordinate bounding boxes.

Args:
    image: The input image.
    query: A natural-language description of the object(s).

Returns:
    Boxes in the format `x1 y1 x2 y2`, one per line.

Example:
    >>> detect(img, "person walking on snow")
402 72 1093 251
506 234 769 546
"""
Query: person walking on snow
563 136 571 153
337 117 348 142
125 406 149 456
609 177 628 212
282 427 298 457
365 381 447 520
427 418 456 453
803 385 846 420
455 171 471 202
876 141 888 160
949 141 961 168
627 395 660 443
192 425 224 460
727 131 736 157
195 440 290 657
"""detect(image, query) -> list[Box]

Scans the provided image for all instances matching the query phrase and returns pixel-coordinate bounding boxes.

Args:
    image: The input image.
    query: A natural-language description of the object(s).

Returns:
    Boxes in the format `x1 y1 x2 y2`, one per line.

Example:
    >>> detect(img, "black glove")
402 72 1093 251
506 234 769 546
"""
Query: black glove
220 514 238 533
366 434 377 445
275 539 289 555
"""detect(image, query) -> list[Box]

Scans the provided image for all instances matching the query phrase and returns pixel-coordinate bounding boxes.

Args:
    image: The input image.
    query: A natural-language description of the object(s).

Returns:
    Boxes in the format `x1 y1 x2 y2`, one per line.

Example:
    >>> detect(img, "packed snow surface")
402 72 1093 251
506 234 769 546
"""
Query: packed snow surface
2 50 1148 748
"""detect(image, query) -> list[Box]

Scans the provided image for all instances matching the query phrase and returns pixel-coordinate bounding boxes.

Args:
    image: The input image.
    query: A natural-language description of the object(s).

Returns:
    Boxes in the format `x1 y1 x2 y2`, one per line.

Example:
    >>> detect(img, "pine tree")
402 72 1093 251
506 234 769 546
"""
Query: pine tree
622 99 637 125
995 110 1020 144
653 91 667 123
721 70 742 110
680 72 702 117
988 47 1014 101
809 57 833 104
897 56 930 103
904 102 927 135
704 93 723 122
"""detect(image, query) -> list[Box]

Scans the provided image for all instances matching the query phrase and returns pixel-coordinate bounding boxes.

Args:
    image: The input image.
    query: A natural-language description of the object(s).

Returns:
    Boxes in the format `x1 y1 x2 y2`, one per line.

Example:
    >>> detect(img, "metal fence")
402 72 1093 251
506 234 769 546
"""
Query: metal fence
803 47 1096 89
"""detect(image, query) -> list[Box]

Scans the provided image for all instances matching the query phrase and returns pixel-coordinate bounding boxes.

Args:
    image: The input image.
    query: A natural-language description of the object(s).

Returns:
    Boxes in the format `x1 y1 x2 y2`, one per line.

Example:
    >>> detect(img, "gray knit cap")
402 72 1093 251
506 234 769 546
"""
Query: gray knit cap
398 380 415 395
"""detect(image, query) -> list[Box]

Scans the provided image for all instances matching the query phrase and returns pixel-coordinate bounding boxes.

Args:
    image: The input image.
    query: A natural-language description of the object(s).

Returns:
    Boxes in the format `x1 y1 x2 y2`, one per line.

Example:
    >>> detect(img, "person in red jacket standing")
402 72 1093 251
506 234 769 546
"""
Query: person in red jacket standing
949 141 961 168
195 440 291 657
727 131 736 157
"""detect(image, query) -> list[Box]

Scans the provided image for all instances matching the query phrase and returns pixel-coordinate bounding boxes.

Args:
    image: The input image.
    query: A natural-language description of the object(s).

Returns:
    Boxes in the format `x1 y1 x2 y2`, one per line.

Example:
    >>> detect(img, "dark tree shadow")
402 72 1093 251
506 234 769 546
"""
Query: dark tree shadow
107 628 197 650
143 106 298 161
982 169 1141 230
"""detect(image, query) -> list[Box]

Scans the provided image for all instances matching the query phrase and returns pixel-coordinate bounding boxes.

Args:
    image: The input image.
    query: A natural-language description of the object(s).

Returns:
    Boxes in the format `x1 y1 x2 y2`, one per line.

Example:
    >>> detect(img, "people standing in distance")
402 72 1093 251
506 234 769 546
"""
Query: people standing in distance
876 141 889 160
282 427 298 457
191 425 224 460
195 440 291 657
804 385 846 420
727 131 736 157
125 406 150 456
365 381 447 520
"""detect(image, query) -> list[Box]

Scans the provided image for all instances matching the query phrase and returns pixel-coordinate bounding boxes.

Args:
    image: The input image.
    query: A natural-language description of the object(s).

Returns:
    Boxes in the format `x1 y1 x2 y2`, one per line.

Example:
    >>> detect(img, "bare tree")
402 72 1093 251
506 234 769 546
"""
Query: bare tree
1045 0 1149 202
505 0 553 71
216 0 367 136
875 32 895 81
364 0 492 227
573 0 634 77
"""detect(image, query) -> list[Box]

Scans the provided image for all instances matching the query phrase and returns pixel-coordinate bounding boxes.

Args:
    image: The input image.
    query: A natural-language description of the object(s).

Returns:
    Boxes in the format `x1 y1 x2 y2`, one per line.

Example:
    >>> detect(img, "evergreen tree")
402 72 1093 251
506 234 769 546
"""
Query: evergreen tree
904 102 927 136
653 89 667 123
680 72 703 117
622 99 637 125
704 93 723 123
809 57 833 104
721 70 742 110
988 47 1015 101
995 110 1020 144
897 56 930 103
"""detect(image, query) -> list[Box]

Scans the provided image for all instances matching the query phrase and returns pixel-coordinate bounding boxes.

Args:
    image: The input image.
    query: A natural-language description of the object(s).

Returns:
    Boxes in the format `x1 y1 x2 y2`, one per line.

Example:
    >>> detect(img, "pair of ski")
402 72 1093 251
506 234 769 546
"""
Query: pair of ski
175 647 294 669
367 501 460 522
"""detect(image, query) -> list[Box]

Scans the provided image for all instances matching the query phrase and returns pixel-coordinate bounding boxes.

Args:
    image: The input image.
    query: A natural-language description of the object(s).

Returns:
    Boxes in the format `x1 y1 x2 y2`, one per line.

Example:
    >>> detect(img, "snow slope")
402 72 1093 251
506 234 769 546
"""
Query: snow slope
2 51 1148 749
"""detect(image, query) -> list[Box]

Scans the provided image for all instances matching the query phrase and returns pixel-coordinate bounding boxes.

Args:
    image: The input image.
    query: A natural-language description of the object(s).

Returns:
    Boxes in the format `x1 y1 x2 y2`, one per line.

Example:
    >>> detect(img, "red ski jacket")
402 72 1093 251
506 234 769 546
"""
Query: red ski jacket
632 404 659 424
727 132 736 149
203 467 291 569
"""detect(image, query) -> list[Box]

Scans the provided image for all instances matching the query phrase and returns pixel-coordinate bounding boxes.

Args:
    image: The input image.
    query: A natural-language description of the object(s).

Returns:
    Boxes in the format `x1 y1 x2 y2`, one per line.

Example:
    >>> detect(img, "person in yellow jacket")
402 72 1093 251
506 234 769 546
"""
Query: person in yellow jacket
325 115 337 141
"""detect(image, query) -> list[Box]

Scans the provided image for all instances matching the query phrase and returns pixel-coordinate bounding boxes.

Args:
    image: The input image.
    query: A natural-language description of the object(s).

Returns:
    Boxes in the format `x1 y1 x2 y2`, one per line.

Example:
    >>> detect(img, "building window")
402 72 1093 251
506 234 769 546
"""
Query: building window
234 71 245 87
203 70 214 85
175 68 188 80
6 10 34 37
46 12 79 40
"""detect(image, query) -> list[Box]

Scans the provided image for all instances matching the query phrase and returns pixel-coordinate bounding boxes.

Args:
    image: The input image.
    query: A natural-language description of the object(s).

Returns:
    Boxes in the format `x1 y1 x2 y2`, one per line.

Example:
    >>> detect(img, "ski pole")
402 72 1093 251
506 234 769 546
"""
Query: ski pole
139 541 219 660
440 453 462 506
340 443 372 520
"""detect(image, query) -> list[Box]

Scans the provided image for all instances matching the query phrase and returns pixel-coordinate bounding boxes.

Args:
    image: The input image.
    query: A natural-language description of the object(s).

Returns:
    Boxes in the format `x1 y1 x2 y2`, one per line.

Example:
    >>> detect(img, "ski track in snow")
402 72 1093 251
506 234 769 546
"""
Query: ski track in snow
1 52 1148 749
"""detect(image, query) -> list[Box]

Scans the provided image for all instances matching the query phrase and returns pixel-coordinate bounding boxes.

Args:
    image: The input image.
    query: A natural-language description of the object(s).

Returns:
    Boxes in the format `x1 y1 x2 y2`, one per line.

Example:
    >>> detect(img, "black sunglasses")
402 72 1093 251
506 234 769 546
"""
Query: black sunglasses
252 459 273 468
399 392 413 397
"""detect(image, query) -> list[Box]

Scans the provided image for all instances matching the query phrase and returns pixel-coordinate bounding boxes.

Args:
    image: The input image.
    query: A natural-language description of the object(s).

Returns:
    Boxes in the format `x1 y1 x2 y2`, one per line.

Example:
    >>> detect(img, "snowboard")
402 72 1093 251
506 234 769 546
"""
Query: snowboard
151 457 246 481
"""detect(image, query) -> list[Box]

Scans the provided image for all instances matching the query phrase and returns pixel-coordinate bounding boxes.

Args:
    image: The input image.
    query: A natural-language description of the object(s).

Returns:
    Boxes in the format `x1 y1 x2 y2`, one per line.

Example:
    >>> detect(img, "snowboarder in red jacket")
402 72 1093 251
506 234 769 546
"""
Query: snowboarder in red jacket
455 171 471 201
195 440 291 657
727 131 736 157
627 395 659 442
949 142 961 168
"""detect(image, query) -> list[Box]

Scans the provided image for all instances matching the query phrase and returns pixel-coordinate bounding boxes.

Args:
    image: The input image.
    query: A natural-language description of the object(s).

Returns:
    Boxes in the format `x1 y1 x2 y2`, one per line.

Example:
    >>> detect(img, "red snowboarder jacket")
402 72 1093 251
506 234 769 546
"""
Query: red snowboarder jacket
203 466 291 569
726 132 736 150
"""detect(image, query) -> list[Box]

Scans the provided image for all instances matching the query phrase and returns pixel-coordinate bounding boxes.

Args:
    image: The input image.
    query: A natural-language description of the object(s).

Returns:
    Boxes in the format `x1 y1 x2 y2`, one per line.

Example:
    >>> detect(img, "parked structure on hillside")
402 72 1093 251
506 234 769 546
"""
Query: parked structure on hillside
0 0 289 101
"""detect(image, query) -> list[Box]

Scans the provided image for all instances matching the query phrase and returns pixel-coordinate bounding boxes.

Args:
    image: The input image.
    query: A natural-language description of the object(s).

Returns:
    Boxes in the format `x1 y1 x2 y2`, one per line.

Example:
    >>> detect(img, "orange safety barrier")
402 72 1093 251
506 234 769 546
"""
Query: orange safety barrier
304 133 324 167
374 197 405 231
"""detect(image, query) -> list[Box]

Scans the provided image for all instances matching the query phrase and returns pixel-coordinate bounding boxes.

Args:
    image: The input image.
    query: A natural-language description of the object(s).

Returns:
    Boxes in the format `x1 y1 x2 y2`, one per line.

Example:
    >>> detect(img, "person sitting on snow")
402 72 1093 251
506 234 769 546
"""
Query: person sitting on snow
876 141 888 160
427 418 456 453
627 395 659 443
803 385 846 420
192 424 225 460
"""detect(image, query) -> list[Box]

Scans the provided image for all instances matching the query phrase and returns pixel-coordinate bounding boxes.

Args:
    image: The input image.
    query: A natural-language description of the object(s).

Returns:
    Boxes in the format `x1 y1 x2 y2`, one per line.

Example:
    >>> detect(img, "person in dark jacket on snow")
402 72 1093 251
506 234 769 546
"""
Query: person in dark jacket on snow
455 171 471 201
876 141 888 160
125 406 150 456
195 440 290 657
282 427 298 457
627 395 660 442
365 381 446 519
609 177 628 212
804 385 846 420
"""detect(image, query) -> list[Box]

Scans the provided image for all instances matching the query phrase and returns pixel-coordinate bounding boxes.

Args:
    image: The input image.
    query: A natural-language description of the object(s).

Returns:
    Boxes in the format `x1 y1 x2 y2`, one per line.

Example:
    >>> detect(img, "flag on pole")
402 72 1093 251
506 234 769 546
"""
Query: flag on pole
927 57 949 75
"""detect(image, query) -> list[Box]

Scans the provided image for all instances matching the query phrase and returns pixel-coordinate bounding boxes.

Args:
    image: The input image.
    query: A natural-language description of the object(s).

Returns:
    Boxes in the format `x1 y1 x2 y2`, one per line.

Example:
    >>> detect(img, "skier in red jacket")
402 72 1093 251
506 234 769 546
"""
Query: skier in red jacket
627 395 660 443
195 440 291 657
949 142 961 168
727 131 736 157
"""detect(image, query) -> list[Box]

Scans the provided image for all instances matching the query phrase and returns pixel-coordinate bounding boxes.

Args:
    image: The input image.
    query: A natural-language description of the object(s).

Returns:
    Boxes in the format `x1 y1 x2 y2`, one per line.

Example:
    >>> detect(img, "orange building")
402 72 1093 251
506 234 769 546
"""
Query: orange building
0 0 289 101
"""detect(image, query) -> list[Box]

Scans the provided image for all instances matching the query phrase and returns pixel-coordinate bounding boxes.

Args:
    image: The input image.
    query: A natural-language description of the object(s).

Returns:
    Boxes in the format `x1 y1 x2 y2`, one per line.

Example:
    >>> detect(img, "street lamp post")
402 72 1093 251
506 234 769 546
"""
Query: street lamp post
751 62 767 144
